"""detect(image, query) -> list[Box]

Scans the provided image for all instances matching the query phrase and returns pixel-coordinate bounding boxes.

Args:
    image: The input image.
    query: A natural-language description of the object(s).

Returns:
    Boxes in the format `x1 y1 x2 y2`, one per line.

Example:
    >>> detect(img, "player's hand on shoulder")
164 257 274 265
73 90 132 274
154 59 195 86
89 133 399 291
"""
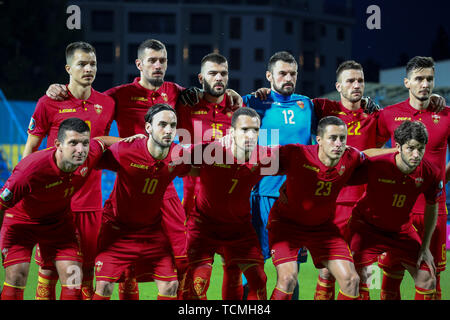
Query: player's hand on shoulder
428 94 446 113
121 134 147 143
360 96 380 114
251 87 271 101
225 88 243 110
46 84 68 101
179 87 202 106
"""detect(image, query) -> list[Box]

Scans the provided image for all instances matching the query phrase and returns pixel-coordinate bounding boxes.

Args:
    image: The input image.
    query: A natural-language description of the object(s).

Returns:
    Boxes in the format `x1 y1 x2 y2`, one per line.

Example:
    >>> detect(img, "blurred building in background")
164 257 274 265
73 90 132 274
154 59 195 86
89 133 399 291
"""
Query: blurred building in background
70 0 354 97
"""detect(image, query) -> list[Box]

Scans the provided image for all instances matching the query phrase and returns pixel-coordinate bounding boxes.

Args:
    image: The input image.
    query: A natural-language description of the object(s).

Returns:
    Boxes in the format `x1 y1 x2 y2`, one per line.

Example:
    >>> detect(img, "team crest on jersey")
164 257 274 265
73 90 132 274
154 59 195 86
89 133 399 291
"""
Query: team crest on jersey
95 261 103 273
296 101 305 109
94 104 103 115
0 188 12 202
415 177 424 188
432 114 440 124
80 167 89 177
226 112 233 118
28 117 36 131
338 165 346 176
161 92 168 102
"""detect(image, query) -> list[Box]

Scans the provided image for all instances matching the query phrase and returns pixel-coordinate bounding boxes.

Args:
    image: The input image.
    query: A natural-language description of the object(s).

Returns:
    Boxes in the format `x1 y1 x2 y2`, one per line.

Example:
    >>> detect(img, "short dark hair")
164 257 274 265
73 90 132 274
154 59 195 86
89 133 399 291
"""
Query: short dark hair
267 51 297 73
66 42 96 65
336 60 363 81
231 107 260 128
406 56 435 78
144 103 176 124
137 39 166 60
317 116 346 137
201 53 228 68
394 120 428 146
57 118 90 142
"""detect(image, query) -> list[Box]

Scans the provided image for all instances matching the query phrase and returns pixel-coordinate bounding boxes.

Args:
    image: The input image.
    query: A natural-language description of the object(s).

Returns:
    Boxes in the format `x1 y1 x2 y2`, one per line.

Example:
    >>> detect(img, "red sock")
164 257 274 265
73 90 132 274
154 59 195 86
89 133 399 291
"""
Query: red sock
60 286 82 300
337 290 359 300
1 283 25 300
222 263 243 300
92 292 111 300
81 268 94 300
314 275 335 300
35 272 58 300
189 264 212 300
243 264 267 300
359 282 370 300
415 286 435 300
435 273 441 300
270 287 293 300
380 270 403 300
157 293 178 300
118 267 139 300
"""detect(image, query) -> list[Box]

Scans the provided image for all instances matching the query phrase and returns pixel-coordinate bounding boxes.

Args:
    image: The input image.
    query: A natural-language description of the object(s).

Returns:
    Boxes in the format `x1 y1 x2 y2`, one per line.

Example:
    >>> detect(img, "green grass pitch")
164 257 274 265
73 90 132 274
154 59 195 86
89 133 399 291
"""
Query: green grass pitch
4 252 449 300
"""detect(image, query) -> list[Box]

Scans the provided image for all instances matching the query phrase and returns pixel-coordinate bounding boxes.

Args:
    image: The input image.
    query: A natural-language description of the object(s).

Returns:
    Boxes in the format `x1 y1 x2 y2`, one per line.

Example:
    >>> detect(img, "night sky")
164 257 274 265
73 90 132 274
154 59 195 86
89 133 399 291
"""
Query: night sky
351 0 450 69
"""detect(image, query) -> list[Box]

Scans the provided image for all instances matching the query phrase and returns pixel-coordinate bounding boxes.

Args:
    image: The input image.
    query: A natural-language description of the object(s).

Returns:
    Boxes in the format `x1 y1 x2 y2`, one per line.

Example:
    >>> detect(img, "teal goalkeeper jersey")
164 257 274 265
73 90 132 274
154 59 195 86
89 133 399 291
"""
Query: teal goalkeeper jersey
243 90 317 197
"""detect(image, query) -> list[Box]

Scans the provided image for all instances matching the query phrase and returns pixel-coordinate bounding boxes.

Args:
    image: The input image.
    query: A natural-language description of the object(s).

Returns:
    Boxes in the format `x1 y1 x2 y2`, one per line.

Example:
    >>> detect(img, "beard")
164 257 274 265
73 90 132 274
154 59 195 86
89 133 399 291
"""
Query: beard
203 80 227 97
273 82 295 96
342 90 362 103
151 133 173 148
148 77 164 88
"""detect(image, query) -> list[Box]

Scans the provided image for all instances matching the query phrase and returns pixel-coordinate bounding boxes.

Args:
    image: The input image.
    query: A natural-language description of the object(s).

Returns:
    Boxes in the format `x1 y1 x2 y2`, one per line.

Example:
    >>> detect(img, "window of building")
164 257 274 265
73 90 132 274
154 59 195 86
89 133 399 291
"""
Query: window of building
190 13 212 34
189 44 212 65
228 79 240 93
303 21 315 42
254 78 264 90
337 27 345 41
320 54 326 67
229 17 241 39
128 13 176 34
91 10 114 32
254 48 264 62
189 74 200 87
255 17 265 31
165 74 175 82
336 56 345 68
92 42 114 63
303 51 315 72
95 73 114 92
285 20 293 34
229 48 241 70
166 44 176 65
320 24 327 37
128 43 139 64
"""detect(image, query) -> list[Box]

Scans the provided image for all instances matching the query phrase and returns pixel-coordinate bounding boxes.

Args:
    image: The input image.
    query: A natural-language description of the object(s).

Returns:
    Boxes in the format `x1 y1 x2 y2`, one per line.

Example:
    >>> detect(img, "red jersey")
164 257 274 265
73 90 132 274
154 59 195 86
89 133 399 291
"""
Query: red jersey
0 140 105 221
377 99 449 215
99 138 191 229
28 86 115 211
193 142 274 224
351 152 443 232
176 94 234 143
104 77 184 137
275 144 366 226
313 98 379 204
104 78 184 199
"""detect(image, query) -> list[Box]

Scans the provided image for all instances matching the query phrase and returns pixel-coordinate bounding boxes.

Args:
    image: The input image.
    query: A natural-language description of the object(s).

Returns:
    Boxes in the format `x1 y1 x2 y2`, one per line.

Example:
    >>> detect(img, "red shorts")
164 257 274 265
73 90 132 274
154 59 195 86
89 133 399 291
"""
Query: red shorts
267 217 353 269
95 221 177 283
1 214 82 268
35 210 102 269
161 195 187 260
350 218 428 270
186 214 264 266
378 213 447 273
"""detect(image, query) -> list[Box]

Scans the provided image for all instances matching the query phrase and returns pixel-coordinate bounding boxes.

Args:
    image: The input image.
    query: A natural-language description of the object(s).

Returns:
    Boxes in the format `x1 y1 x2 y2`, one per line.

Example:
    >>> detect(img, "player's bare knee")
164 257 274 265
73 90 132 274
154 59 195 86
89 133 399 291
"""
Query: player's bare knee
278 271 297 291
338 271 359 291
415 271 436 290
96 281 115 297
160 280 178 296
5 266 28 287
319 268 333 280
